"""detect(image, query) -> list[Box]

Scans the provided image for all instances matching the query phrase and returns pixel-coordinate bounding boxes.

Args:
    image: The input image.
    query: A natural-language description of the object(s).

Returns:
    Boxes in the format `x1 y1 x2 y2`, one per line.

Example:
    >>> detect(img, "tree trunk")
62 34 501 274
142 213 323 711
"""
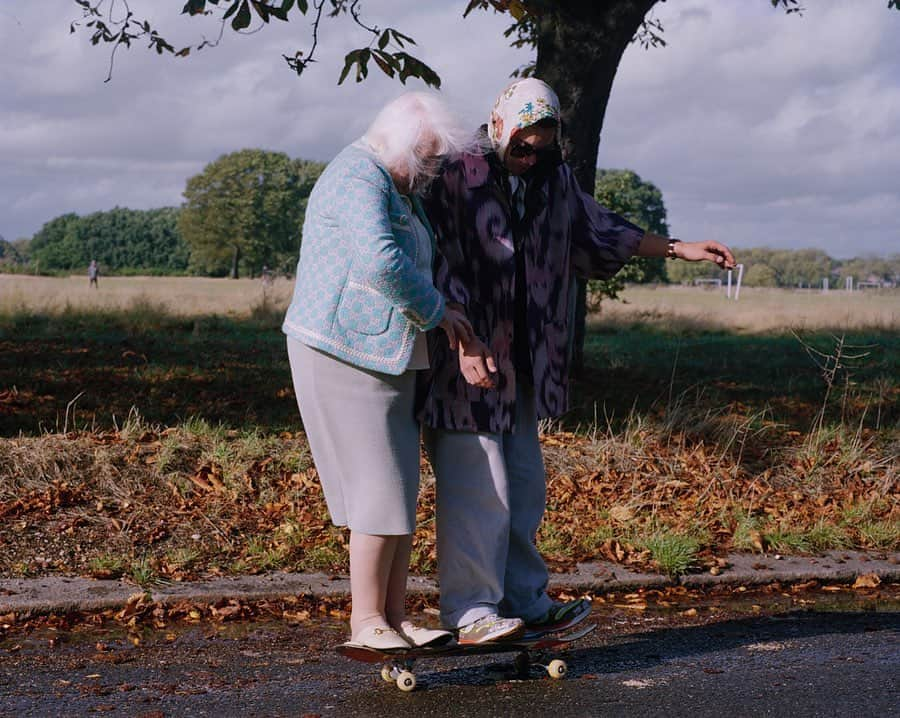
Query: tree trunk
534 0 658 374
230 244 241 279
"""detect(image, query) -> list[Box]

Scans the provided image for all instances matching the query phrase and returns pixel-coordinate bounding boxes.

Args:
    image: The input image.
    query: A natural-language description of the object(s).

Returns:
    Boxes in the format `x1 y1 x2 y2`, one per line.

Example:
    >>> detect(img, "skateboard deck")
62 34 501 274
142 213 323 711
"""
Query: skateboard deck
336 622 596 691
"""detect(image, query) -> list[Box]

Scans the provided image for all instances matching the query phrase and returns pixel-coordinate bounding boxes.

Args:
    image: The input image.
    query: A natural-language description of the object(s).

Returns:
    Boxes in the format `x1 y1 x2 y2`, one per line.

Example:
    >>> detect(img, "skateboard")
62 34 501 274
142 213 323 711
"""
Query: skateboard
336 621 596 692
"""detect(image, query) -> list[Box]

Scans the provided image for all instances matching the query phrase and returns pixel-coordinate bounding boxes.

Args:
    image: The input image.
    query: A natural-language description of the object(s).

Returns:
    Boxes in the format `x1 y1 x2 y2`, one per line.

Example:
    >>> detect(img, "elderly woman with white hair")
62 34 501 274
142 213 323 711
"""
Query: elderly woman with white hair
282 93 472 650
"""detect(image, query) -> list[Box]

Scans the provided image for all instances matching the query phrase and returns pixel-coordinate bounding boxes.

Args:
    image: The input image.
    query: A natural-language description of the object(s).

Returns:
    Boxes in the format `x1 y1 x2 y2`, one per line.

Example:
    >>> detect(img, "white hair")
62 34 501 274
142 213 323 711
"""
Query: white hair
362 92 472 192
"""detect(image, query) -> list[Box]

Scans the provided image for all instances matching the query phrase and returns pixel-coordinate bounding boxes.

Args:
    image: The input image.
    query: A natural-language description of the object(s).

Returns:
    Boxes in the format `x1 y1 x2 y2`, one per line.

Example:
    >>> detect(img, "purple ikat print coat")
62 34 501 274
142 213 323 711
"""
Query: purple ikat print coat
419 149 644 433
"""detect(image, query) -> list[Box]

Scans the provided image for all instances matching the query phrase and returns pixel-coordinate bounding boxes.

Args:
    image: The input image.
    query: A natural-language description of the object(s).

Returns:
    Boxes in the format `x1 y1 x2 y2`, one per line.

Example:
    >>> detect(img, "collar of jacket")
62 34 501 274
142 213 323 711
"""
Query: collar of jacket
353 139 436 245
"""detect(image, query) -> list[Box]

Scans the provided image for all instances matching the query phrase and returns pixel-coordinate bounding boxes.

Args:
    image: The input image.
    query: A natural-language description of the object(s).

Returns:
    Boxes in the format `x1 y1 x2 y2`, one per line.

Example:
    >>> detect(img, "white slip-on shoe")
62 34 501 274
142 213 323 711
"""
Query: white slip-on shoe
398 621 455 648
345 625 411 651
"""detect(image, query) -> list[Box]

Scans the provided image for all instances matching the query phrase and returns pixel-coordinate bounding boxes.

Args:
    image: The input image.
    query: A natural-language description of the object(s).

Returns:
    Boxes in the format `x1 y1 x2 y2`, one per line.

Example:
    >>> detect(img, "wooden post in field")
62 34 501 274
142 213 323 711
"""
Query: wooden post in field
734 263 744 301
822 277 829 293
726 269 732 298
845 276 853 291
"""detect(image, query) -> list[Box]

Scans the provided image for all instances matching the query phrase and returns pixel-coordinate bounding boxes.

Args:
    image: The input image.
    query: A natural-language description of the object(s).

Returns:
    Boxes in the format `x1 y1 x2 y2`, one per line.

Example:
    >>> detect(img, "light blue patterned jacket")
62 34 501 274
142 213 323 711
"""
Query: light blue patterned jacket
282 142 445 375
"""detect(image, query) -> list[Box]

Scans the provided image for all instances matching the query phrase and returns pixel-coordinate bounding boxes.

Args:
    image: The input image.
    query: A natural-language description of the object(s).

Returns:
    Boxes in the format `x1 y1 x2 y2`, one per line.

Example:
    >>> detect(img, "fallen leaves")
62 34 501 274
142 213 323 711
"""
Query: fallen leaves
0 481 89 520
0 418 895 583
852 573 882 589
608 504 635 523
189 464 227 493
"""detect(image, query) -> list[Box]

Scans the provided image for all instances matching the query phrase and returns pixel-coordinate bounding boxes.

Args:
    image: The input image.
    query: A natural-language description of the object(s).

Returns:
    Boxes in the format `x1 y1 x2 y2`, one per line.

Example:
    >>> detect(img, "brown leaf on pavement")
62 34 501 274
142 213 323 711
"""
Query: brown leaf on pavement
852 573 881 589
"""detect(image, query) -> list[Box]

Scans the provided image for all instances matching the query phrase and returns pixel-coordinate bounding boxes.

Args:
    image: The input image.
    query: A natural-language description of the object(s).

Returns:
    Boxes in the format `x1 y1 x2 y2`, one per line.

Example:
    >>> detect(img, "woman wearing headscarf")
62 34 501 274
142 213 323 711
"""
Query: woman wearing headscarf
283 92 473 651
421 79 735 644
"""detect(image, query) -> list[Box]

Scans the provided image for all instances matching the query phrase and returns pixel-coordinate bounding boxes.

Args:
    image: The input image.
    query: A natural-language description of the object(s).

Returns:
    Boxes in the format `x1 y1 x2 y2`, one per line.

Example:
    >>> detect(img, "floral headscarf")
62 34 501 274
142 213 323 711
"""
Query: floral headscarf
487 78 561 161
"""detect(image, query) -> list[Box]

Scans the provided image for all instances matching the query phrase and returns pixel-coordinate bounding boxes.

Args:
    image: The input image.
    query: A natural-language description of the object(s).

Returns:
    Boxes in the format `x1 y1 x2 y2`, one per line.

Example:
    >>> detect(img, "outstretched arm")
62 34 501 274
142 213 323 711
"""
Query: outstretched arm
636 232 736 269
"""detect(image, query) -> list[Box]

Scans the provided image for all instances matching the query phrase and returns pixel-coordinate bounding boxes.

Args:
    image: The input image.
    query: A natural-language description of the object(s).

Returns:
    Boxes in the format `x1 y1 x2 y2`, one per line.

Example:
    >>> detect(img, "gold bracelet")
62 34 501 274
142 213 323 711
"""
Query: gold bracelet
666 238 681 259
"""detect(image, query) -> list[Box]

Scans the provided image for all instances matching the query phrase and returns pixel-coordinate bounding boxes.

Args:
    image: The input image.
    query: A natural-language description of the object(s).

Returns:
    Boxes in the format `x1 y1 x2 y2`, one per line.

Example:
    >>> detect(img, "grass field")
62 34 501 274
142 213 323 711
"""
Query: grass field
0 274 295 317
3 274 897 328
1 275 896 581
598 284 900 332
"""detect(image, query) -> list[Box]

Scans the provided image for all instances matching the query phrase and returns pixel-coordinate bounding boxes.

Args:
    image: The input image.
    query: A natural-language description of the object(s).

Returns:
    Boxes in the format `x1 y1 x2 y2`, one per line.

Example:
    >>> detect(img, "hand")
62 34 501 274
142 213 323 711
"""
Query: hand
458 338 497 389
676 240 736 269
438 307 473 351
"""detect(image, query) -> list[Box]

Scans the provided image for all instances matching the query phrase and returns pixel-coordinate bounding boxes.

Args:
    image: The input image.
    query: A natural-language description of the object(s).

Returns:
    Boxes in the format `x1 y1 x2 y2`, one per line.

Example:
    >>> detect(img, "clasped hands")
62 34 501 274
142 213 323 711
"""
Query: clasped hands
438 306 496 389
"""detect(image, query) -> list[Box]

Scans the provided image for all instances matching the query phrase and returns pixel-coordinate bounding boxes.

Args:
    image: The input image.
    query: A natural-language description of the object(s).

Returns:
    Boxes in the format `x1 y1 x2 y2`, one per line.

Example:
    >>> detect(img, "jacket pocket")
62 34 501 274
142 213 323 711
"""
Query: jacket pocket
337 281 393 335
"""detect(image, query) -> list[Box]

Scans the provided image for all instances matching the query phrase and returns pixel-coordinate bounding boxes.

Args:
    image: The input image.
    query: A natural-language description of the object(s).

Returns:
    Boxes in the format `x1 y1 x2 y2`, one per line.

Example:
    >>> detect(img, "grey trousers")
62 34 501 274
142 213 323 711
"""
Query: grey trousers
424 382 553 628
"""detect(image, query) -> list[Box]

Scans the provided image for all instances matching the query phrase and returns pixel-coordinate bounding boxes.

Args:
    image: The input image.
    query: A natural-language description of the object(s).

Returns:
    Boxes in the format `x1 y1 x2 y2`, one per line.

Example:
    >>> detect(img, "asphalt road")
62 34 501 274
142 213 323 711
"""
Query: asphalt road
1 592 897 717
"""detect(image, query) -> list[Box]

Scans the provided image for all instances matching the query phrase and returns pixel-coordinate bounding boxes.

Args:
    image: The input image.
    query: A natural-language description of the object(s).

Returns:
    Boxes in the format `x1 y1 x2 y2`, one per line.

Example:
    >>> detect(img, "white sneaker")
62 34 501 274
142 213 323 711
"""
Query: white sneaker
398 621 455 648
346 625 410 651
457 613 525 645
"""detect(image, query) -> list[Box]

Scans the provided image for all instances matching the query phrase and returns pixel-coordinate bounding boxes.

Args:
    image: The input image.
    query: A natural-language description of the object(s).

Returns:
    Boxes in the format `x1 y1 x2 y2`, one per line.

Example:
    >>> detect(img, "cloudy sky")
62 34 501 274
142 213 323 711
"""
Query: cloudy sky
2 1 898 258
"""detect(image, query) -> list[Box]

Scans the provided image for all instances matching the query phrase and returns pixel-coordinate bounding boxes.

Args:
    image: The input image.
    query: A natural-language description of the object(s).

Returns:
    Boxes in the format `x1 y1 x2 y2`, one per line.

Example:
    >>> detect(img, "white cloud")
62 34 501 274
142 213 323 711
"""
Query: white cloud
1 0 898 257
601 0 900 256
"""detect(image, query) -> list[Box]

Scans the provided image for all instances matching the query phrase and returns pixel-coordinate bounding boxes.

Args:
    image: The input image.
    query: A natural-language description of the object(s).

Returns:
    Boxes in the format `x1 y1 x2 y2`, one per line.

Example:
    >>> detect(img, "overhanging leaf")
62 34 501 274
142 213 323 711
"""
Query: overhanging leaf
231 0 252 30
181 0 207 15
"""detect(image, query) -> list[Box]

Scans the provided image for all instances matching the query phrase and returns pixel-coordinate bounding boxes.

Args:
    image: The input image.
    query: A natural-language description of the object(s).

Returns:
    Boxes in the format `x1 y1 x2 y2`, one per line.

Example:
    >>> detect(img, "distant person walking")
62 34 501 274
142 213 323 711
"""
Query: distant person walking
88 259 99 288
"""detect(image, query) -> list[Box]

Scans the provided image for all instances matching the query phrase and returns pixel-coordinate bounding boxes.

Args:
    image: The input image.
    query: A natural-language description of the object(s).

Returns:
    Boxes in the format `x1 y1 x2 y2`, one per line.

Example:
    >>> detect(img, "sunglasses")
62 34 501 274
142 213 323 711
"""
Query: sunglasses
508 140 558 159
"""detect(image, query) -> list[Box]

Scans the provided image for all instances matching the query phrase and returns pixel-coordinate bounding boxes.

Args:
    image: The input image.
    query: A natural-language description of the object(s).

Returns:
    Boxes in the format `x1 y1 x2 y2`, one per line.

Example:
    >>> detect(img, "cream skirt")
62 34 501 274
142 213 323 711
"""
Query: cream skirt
287 337 420 535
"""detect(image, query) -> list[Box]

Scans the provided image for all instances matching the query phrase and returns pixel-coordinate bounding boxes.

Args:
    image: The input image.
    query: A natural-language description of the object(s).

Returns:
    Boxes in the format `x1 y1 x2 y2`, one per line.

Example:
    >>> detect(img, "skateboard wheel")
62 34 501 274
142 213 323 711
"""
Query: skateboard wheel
547 659 567 679
380 665 394 683
396 670 416 692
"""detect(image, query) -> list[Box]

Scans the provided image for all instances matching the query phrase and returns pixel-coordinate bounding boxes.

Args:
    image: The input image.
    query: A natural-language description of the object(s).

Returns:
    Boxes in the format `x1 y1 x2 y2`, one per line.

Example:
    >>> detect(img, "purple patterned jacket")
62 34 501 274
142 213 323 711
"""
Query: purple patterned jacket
419 150 644 433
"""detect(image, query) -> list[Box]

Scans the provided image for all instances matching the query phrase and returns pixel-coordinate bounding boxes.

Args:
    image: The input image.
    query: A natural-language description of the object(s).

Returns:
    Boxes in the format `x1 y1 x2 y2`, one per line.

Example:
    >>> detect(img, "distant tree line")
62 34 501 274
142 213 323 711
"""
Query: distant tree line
23 207 188 276
669 247 900 288
7 150 326 278
6 150 897 289
8 160 670 284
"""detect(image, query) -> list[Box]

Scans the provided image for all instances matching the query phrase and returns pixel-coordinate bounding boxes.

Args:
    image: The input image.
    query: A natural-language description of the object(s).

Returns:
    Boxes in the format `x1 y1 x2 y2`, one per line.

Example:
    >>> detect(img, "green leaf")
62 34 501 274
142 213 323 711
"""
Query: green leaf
251 1 270 23
223 1 241 20
231 0 252 30
389 28 416 47
338 49 360 85
337 48 371 84
419 64 441 89
377 30 390 50
356 48 370 82
372 50 396 78
462 0 485 18
394 52 440 89
181 0 207 15
269 4 289 21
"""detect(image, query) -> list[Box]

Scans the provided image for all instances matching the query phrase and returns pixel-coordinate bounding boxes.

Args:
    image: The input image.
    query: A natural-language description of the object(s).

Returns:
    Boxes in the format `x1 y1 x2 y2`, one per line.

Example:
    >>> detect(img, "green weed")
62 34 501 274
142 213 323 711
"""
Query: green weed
640 532 702 576
129 556 159 587
857 520 899 550
88 554 127 579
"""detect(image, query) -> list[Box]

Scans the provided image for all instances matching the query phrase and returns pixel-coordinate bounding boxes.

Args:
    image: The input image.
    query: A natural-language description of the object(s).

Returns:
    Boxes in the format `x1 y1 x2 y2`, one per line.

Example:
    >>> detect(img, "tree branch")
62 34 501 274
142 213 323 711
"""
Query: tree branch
71 0 440 87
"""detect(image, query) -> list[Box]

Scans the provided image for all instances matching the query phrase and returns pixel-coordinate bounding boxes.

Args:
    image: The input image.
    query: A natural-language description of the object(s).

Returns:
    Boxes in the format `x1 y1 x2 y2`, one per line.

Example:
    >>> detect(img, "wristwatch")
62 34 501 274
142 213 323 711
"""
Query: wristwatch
666 238 681 259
